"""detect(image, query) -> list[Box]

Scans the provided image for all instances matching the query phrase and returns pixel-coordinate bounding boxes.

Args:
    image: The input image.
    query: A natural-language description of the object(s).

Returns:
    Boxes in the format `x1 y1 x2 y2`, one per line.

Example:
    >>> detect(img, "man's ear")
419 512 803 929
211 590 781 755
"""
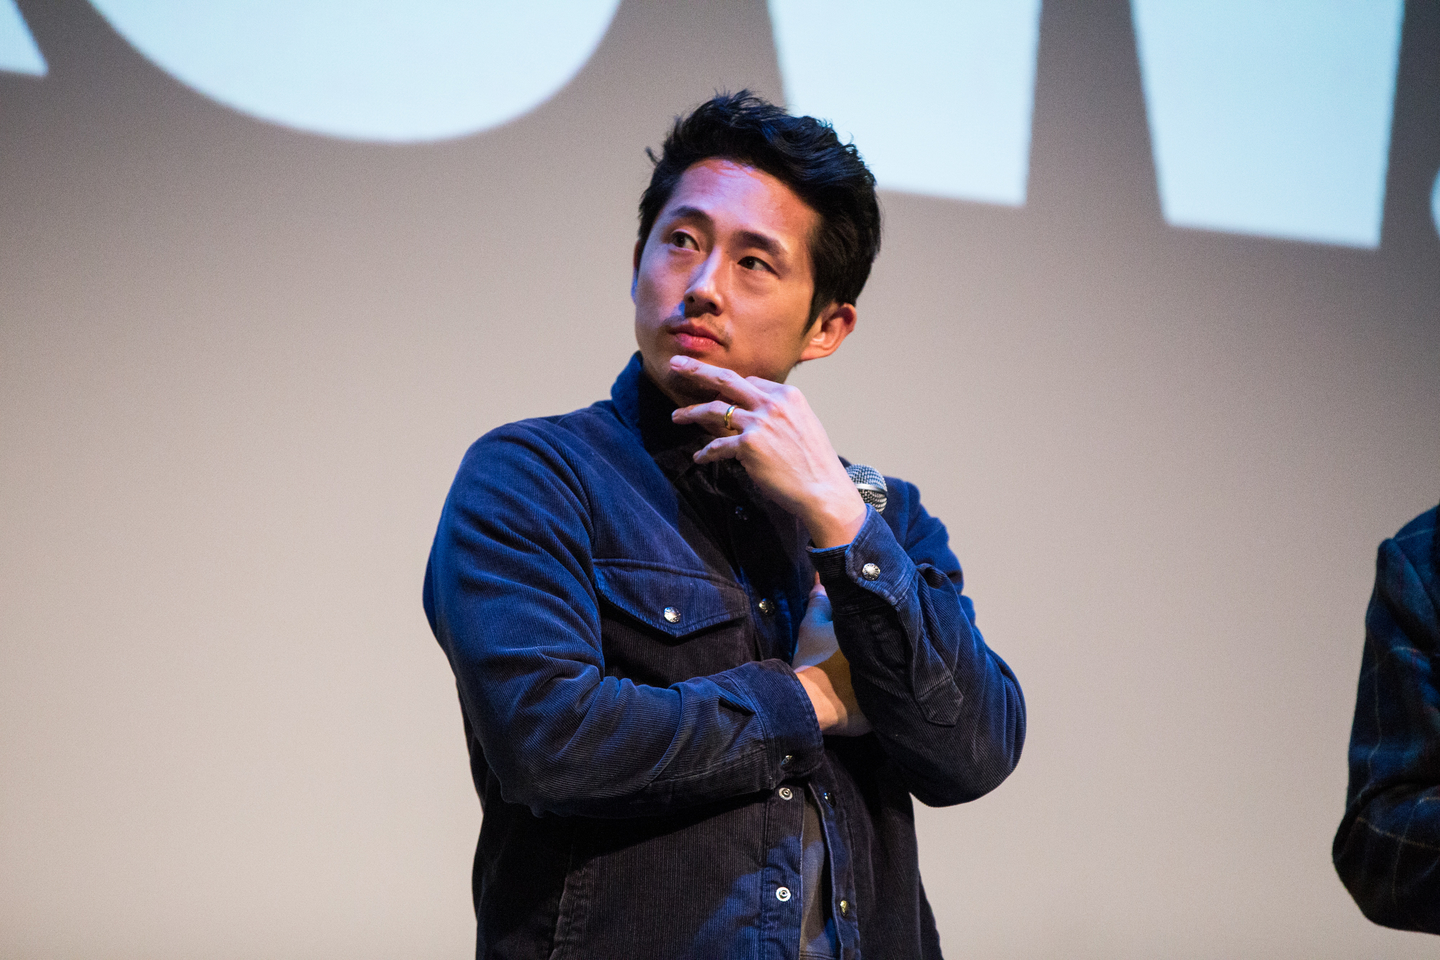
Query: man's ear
631 239 643 302
798 301 857 362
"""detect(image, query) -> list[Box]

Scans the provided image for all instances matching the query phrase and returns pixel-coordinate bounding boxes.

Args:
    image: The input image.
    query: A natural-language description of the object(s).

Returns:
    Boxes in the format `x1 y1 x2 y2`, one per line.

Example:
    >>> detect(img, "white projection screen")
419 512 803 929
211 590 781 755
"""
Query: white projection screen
2 1 1438 957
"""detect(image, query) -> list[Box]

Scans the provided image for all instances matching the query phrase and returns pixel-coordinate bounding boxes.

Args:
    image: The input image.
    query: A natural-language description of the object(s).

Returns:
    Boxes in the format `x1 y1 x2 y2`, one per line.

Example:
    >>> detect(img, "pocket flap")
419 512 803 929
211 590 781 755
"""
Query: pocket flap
593 559 749 638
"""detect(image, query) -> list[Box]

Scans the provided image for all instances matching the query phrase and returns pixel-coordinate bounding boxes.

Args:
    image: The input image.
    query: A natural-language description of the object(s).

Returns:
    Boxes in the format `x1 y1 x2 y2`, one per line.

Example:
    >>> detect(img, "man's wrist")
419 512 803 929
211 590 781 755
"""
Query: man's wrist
795 666 838 733
803 486 867 549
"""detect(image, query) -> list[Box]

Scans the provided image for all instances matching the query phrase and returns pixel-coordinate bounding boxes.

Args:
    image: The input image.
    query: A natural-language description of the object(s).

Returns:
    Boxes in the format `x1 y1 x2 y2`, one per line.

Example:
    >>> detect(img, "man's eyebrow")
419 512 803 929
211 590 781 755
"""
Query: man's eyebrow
667 205 714 230
734 229 785 260
667 205 788 261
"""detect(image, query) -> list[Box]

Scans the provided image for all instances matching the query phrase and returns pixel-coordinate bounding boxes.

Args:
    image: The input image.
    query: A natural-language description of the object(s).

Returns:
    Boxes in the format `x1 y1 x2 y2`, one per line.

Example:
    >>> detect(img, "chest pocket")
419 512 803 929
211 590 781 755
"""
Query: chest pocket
593 559 755 686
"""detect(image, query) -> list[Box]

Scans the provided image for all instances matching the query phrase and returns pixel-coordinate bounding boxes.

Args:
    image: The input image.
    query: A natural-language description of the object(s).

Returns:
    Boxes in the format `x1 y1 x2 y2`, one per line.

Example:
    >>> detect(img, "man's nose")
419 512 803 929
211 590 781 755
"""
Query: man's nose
683 251 724 316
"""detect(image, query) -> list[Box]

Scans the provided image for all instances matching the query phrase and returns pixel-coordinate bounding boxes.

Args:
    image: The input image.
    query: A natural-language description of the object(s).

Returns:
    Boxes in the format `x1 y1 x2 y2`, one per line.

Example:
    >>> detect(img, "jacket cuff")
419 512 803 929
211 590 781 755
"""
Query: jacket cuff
730 659 825 782
808 506 914 615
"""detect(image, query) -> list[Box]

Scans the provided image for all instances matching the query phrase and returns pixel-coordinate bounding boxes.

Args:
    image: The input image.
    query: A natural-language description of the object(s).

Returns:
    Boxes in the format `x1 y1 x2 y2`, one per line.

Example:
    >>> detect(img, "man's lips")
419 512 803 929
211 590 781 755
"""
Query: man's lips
666 322 725 351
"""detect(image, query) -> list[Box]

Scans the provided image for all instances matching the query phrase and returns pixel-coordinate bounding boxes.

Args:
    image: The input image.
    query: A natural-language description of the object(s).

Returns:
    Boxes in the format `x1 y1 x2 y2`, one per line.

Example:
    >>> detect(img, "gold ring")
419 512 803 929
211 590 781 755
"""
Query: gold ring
723 403 737 432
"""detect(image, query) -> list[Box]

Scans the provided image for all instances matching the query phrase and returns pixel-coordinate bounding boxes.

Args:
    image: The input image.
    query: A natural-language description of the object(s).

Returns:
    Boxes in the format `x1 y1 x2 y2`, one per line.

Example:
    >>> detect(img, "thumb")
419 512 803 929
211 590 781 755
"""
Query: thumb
804 584 832 622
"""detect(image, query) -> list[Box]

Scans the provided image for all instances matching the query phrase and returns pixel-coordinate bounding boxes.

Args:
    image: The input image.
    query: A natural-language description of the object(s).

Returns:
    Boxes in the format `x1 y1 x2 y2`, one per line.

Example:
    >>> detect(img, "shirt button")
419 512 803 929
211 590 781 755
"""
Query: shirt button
861 562 880 581
758 597 775 616
662 606 681 624
839 898 850 916
776 886 792 902
778 786 794 801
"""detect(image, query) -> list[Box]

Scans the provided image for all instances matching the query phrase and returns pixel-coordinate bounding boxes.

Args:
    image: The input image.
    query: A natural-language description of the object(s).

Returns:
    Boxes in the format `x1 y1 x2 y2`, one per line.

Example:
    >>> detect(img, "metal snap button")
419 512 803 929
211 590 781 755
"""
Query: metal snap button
823 791 834 807
734 505 748 520
758 597 775 616
778 786 793 801
780 754 793 767
839 898 850 916
662 606 681 624
776 886 792 902
861 562 880 581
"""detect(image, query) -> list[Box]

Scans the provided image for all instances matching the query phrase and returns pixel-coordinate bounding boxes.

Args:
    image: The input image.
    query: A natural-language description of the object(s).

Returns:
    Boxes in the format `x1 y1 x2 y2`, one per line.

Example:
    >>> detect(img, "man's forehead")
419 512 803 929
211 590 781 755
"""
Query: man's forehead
661 158 818 242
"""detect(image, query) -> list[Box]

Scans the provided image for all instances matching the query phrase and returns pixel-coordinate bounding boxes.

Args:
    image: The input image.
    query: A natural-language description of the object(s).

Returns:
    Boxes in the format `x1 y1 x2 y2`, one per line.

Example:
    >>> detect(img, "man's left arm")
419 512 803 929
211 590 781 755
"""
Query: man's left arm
810 492 1026 806
671 355 1025 806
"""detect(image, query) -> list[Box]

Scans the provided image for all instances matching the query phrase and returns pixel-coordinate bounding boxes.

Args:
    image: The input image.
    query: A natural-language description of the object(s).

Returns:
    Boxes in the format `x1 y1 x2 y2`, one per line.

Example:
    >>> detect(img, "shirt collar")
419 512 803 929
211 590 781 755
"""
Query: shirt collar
611 352 710 481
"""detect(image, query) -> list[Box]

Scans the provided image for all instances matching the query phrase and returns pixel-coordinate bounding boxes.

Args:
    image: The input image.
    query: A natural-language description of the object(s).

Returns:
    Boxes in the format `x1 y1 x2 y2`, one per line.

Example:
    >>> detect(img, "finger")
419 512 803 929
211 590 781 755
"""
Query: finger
671 399 751 435
692 433 744 464
805 588 832 621
668 355 766 406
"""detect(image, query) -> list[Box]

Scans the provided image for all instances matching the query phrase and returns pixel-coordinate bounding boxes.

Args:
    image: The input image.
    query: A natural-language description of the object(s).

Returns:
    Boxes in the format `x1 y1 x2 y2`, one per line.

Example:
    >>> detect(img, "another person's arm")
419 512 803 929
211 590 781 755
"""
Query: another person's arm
1333 513 1440 932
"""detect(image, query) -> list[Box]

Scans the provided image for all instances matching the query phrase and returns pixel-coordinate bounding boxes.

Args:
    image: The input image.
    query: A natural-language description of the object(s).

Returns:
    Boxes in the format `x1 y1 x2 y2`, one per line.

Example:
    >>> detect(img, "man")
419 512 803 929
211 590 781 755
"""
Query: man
424 92 1025 960
1334 503 1440 933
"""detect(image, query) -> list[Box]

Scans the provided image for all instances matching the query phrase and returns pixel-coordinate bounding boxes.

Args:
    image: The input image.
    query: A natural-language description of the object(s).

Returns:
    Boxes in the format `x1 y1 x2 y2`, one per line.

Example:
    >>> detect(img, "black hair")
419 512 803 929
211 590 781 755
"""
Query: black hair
638 91 882 321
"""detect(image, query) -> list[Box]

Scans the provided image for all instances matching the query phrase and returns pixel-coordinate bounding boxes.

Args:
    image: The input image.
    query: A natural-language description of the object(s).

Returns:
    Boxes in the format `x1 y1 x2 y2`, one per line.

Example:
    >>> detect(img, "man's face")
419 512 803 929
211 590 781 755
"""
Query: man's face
633 158 839 403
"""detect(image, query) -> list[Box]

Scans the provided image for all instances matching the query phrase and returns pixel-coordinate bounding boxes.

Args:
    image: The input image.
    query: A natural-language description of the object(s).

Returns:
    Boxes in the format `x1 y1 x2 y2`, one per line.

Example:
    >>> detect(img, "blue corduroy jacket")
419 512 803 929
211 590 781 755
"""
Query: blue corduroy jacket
424 354 1026 959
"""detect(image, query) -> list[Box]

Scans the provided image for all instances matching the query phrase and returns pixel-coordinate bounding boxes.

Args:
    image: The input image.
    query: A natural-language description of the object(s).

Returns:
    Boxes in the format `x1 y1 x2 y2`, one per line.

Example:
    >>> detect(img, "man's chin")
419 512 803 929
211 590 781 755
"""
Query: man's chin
641 354 721 406
663 370 721 406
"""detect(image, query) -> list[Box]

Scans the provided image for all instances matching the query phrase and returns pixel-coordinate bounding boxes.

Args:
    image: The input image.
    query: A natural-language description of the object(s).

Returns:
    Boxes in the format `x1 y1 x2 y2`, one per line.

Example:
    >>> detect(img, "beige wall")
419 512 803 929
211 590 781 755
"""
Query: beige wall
2 1 1437 957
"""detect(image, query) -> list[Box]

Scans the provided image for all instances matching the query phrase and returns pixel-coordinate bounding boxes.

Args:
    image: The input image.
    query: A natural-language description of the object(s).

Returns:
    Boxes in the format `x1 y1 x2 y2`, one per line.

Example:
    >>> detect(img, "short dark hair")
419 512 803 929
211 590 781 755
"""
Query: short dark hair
638 91 882 321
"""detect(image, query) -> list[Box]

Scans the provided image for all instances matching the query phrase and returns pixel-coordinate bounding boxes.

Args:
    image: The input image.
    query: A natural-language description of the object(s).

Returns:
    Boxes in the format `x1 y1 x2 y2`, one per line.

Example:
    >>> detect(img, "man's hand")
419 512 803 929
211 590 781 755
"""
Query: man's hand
669 355 866 548
793 583 870 736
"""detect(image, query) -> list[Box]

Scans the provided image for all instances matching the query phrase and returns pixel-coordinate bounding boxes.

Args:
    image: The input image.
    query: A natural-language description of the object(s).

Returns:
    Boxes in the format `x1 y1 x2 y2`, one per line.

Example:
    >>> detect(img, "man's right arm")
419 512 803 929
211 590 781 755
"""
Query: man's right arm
423 425 824 818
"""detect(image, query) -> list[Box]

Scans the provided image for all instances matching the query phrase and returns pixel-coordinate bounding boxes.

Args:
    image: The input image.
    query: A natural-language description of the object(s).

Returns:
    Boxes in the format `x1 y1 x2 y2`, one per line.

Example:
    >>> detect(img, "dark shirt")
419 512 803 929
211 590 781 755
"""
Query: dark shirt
423 354 1026 959
1334 505 1440 932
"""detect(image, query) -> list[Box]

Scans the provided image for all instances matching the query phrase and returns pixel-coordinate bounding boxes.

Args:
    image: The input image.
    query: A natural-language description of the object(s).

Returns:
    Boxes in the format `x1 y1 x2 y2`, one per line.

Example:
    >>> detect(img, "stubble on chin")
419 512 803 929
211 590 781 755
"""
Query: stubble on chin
650 361 719 407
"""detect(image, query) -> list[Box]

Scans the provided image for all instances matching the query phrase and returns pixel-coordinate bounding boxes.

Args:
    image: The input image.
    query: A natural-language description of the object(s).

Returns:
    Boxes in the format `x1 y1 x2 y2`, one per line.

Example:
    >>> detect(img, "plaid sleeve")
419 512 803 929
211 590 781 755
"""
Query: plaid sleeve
1333 510 1440 932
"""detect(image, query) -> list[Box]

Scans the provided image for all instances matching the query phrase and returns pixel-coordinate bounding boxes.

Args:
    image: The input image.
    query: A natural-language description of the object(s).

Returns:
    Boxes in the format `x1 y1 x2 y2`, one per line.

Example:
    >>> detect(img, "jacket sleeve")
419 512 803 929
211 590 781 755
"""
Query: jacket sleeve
809 483 1025 807
423 424 824 819
1332 520 1440 933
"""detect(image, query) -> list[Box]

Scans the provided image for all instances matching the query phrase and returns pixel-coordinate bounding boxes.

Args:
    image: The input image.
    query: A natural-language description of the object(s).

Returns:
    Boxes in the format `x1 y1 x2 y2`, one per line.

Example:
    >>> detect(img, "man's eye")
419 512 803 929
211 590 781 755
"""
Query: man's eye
739 256 771 272
671 232 697 249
